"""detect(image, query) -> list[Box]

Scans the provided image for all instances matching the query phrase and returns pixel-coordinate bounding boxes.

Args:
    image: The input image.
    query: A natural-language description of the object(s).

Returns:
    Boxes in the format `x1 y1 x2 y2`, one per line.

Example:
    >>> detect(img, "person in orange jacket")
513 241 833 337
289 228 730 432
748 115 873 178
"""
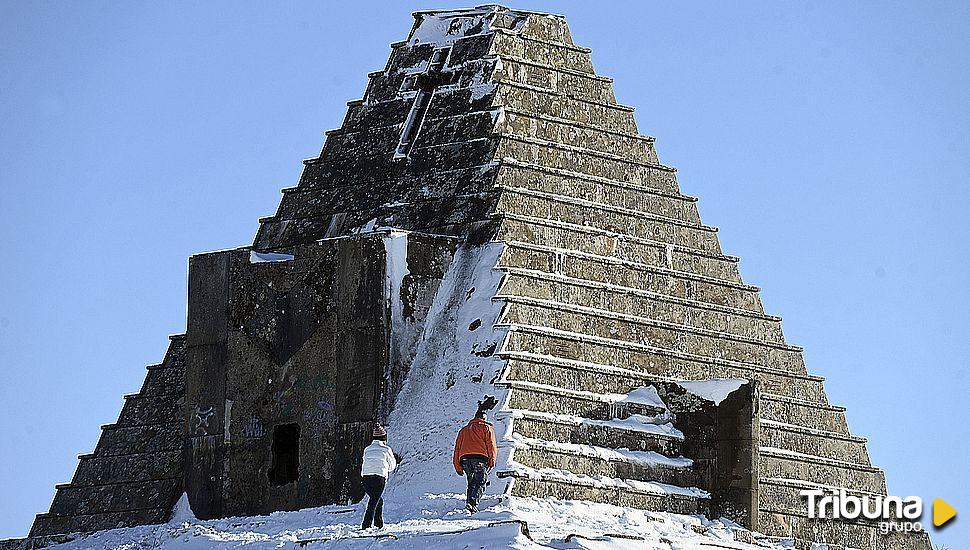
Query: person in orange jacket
453 396 498 513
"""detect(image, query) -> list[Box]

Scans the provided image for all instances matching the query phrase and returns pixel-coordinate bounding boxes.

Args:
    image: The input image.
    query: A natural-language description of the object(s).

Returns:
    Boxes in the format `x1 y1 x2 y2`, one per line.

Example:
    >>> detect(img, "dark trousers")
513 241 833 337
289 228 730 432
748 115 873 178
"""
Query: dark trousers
461 456 489 506
361 474 386 529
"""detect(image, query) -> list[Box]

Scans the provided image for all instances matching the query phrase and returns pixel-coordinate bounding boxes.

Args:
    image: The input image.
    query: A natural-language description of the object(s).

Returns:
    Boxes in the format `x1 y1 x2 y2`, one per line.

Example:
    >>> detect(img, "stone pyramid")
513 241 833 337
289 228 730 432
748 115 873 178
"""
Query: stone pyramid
25 6 930 550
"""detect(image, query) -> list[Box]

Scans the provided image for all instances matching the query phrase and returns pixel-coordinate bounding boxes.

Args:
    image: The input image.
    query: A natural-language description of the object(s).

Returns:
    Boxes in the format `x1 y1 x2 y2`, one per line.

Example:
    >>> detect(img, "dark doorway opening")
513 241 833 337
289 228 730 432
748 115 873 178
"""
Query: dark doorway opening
268 423 300 486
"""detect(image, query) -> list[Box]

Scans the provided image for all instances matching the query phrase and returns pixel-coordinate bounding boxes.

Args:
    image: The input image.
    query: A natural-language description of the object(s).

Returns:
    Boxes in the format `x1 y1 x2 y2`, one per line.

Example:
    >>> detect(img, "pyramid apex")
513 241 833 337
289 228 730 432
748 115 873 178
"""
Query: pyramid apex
406 5 568 47
410 5 565 19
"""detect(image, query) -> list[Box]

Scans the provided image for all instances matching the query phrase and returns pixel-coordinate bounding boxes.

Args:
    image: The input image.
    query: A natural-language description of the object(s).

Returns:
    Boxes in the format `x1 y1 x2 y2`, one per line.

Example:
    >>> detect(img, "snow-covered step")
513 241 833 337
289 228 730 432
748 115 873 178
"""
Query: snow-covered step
292 517 532 547
500 379 668 421
502 408 683 456
501 351 671 402
510 435 695 487
500 350 851 445
497 268 785 343
498 464 709 516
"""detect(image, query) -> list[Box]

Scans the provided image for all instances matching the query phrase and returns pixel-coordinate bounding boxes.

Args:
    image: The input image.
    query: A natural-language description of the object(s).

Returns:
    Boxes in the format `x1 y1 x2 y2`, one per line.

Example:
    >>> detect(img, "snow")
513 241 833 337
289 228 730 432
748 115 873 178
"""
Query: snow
351 217 378 234
676 378 747 405
503 380 669 410
595 414 682 438
620 386 665 408
380 242 514 503
40 494 800 550
249 251 295 263
383 231 414 420
511 434 692 469
168 493 196 525
503 463 710 499
503 409 684 440
408 9 493 47
497 350 658 384
407 7 528 48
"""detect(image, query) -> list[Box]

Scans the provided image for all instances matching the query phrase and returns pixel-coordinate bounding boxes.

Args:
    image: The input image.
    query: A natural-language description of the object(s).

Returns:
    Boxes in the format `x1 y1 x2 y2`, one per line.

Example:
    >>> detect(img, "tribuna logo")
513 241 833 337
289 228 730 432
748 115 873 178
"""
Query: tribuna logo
800 489 925 535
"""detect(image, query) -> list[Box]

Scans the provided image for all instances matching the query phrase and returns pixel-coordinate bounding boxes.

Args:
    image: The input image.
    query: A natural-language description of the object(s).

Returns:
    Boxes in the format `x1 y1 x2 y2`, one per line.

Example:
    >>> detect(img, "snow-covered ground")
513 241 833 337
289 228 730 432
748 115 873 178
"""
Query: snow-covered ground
44 492 798 550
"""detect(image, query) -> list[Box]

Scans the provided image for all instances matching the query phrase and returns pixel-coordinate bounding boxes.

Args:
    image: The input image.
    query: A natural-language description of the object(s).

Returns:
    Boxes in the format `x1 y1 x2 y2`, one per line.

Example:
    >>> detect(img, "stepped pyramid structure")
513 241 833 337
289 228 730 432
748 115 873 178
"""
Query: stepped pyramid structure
21 6 929 550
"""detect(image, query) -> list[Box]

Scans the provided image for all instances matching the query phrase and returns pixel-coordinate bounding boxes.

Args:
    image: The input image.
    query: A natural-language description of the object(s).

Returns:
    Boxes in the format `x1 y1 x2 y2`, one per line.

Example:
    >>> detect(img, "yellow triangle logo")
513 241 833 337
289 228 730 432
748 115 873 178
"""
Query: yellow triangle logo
933 498 957 527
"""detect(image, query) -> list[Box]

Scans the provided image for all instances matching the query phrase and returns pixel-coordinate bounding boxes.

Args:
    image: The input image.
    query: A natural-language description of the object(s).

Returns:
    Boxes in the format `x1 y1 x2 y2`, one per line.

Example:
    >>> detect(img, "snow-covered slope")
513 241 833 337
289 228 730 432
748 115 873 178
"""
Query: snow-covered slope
381 242 514 504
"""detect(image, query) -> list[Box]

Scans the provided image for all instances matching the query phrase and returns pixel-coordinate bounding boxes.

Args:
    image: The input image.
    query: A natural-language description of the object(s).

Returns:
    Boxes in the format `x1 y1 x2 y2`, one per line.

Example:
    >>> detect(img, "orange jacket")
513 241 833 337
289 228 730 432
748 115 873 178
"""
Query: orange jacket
453 418 498 473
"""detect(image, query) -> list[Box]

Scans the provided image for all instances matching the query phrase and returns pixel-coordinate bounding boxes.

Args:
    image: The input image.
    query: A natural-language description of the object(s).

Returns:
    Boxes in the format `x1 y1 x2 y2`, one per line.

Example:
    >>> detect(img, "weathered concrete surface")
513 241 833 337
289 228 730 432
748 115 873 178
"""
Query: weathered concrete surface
184 234 455 519
655 381 760 529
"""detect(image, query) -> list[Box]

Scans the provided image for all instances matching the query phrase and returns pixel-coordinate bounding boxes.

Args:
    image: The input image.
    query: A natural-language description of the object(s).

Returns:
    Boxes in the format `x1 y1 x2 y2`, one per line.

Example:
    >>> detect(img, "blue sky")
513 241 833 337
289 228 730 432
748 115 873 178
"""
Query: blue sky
1 1 967 546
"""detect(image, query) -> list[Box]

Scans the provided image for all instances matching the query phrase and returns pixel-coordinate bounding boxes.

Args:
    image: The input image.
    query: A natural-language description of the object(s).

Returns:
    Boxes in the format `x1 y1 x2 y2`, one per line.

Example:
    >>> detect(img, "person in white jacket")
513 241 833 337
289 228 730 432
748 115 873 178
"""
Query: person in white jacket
360 424 397 529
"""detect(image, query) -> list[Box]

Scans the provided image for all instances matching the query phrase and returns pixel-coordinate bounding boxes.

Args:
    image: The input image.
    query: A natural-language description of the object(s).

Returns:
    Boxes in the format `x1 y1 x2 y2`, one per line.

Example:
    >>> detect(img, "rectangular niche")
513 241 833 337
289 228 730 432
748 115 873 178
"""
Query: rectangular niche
268 423 300 486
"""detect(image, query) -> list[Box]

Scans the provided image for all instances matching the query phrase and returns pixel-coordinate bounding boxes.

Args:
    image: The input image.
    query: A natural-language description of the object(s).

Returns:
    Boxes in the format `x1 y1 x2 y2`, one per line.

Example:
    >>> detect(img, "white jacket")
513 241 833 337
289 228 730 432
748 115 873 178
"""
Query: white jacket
361 440 397 478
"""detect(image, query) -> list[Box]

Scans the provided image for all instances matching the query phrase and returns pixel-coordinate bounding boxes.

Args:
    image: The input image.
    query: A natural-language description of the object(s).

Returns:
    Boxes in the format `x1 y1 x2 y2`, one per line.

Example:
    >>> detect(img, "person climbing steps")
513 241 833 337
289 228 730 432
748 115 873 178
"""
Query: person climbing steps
453 396 498 513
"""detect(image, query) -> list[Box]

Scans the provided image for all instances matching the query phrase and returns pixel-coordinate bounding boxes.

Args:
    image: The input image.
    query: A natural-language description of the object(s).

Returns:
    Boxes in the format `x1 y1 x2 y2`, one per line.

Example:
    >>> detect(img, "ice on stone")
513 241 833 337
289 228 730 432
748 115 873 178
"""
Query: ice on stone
676 378 747 405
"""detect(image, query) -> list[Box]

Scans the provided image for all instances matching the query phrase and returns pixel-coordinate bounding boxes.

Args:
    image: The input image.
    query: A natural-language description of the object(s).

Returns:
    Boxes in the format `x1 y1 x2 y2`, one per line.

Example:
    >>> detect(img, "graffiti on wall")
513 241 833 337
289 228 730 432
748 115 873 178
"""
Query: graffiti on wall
192 405 215 436
304 398 337 430
241 415 265 439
